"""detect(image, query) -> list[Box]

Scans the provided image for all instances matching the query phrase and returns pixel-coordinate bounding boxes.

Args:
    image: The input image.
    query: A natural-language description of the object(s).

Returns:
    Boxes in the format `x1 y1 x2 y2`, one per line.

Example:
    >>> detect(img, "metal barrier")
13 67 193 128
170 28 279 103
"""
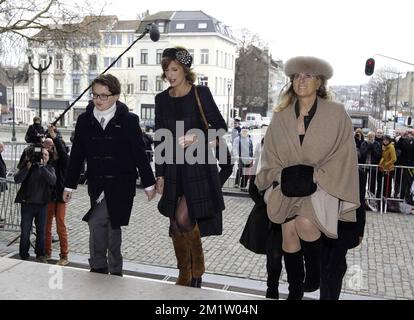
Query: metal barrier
357 163 414 214
0 177 21 232
3 142 29 176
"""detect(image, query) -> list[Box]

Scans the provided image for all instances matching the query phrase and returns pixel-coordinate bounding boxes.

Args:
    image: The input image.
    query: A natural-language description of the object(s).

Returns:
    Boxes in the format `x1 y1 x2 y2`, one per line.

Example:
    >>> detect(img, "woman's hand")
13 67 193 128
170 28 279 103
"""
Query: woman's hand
178 134 198 148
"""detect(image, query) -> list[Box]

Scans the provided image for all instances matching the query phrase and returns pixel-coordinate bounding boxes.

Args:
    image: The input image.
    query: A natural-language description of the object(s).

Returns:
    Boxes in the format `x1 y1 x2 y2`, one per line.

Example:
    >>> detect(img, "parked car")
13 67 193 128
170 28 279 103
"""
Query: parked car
261 116 271 127
245 113 262 129
3 118 20 125
141 118 155 132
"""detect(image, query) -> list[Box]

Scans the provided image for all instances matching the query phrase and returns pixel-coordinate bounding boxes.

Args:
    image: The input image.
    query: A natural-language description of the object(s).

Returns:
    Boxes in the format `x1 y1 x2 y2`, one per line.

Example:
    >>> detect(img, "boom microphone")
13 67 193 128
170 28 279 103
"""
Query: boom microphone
52 22 161 126
148 23 160 42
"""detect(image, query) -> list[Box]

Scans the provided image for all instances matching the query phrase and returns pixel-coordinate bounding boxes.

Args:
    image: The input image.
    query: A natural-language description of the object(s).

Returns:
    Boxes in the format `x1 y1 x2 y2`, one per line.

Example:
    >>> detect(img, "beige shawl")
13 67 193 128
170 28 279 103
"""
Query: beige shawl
255 98 360 238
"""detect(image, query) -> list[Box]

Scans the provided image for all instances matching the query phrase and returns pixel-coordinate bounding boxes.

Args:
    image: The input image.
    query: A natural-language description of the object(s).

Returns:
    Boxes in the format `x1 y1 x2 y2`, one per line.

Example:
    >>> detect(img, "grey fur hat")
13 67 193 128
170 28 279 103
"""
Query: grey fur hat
284 56 333 79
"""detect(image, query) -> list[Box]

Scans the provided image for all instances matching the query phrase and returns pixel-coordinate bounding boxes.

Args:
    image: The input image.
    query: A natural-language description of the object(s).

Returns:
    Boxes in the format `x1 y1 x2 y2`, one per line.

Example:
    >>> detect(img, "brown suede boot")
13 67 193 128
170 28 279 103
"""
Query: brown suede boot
188 223 205 288
171 232 192 286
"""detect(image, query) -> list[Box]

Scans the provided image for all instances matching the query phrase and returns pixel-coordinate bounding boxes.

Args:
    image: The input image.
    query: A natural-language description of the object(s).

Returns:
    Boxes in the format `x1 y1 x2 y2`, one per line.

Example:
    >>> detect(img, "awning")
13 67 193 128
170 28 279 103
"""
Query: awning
29 99 70 110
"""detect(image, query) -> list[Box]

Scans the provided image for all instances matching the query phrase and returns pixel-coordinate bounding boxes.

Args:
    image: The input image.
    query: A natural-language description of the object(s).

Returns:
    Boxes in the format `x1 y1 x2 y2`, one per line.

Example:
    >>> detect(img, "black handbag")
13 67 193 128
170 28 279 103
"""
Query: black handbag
239 204 269 254
280 164 317 197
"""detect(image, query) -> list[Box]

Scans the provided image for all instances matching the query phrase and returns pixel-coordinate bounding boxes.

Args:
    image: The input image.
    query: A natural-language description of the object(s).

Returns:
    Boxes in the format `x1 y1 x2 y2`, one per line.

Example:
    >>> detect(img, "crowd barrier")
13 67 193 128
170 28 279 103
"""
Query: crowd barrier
0 177 21 232
1 140 412 240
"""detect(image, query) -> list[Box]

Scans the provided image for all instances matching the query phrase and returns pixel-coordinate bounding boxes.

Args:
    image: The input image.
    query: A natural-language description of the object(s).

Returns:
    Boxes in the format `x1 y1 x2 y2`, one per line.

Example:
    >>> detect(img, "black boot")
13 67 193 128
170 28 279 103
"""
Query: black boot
301 238 321 292
90 267 108 274
266 226 283 299
283 250 305 300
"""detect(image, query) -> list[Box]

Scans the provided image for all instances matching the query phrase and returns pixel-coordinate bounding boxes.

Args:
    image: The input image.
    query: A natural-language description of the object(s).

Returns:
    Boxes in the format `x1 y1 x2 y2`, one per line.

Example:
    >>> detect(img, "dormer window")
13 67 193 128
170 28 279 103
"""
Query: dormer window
198 23 207 29
176 23 185 30
158 22 165 33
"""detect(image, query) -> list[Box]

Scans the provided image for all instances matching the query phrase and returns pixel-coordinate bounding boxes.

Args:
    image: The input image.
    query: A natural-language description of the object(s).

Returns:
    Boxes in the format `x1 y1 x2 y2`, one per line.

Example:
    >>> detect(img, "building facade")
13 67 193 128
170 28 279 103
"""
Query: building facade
234 45 286 119
26 11 237 127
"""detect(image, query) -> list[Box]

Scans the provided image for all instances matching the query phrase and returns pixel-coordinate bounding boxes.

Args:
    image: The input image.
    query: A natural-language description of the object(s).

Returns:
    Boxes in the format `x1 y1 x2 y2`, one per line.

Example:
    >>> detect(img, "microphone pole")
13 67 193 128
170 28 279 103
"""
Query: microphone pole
52 23 159 126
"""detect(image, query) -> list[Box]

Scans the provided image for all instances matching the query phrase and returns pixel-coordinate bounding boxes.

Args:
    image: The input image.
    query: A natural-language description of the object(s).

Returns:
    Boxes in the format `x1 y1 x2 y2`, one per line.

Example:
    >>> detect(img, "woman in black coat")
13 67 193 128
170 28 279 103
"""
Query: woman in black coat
154 47 227 288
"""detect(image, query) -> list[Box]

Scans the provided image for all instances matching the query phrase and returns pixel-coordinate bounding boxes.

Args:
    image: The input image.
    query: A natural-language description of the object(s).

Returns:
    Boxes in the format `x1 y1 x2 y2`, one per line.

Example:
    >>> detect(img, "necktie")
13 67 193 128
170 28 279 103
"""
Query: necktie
100 117 105 129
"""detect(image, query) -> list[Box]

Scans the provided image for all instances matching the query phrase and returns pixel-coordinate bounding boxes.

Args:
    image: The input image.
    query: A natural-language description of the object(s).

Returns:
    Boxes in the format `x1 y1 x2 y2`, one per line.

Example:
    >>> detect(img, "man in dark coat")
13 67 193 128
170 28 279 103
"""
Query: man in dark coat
25 116 45 143
63 74 156 276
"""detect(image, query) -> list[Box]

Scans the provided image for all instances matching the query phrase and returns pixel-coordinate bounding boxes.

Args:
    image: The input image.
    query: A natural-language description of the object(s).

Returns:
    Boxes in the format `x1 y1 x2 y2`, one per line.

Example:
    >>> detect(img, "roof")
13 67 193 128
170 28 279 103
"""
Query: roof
112 20 140 31
137 10 234 39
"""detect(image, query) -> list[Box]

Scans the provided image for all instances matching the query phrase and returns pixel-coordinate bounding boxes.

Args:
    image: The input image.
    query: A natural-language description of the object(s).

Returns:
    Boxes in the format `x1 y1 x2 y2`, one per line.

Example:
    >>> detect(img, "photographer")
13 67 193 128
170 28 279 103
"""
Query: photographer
43 125 70 266
14 146 56 262
25 116 45 144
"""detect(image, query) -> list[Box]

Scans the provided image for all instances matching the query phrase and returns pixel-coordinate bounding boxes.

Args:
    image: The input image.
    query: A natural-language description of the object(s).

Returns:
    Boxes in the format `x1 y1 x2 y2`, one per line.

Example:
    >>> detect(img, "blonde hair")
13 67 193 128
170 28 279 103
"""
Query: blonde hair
273 76 330 112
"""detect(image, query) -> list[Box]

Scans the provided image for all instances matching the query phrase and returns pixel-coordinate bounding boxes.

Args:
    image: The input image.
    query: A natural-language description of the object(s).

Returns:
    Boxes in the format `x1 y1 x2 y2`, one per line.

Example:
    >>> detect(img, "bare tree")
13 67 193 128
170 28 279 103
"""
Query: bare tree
368 66 401 116
0 0 108 66
234 28 268 53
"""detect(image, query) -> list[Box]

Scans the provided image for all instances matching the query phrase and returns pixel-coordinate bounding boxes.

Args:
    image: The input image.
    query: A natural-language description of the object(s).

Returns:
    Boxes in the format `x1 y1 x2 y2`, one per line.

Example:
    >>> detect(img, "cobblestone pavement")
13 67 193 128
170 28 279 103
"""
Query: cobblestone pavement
1 185 414 300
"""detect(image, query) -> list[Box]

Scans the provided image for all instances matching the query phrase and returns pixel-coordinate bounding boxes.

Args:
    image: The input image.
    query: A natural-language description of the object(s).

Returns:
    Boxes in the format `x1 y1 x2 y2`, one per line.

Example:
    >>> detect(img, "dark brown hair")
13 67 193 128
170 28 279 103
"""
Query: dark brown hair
160 46 196 84
91 74 121 95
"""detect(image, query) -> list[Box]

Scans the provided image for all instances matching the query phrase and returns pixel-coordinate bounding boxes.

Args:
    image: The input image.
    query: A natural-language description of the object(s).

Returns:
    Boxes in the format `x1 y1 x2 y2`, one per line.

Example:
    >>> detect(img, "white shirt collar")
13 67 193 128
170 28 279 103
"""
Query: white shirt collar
93 102 117 130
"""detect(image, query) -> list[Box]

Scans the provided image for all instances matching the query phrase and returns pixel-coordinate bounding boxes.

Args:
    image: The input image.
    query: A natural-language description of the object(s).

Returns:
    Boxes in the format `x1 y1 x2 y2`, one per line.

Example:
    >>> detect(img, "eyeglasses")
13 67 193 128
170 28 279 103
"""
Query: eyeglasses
91 93 114 101
292 73 316 81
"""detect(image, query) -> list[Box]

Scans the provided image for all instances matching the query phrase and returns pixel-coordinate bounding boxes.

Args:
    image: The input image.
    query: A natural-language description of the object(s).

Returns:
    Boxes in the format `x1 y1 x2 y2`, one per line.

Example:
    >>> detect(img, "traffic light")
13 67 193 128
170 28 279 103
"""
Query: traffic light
365 58 375 76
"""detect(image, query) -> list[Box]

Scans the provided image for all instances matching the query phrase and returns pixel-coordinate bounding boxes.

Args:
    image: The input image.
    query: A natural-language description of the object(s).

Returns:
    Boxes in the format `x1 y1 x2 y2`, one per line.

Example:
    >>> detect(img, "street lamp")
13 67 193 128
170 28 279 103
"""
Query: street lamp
27 47 53 119
227 80 232 127
5 68 20 142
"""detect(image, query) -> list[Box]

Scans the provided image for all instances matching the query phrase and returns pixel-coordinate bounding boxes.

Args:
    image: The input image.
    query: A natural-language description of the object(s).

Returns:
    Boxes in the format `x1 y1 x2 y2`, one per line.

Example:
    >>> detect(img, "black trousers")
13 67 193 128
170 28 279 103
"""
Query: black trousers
320 236 348 300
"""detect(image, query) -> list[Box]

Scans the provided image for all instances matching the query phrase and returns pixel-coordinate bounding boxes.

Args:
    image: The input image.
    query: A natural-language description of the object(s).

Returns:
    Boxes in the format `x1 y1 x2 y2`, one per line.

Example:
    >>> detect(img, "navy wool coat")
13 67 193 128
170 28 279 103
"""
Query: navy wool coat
154 85 227 237
65 100 156 228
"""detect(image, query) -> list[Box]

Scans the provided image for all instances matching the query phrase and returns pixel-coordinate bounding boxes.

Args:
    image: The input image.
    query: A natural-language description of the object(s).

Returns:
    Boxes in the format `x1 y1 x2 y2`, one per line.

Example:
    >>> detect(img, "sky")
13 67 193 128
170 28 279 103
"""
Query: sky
100 0 413 85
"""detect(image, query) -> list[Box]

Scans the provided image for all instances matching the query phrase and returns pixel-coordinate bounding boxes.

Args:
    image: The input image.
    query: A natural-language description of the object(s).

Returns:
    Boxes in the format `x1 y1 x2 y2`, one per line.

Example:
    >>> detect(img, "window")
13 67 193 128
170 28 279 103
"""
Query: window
127 57 134 68
127 84 134 94
198 23 207 29
141 104 155 120
141 49 148 64
41 78 48 95
55 54 63 70
176 23 185 30
128 34 135 45
104 33 122 46
104 57 121 68
73 55 81 71
30 76 34 94
156 49 163 64
156 76 163 91
225 53 227 69
158 22 165 33
188 49 194 63
89 54 97 71
140 76 148 91
216 50 219 66
200 49 209 65
73 79 80 95
40 55 47 68
55 79 63 96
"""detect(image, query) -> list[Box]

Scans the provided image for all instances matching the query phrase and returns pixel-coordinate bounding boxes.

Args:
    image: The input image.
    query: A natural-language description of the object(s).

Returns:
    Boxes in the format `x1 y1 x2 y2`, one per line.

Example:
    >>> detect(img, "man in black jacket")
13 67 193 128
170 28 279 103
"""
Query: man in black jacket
63 74 156 276
25 116 45 144
14 147 56 262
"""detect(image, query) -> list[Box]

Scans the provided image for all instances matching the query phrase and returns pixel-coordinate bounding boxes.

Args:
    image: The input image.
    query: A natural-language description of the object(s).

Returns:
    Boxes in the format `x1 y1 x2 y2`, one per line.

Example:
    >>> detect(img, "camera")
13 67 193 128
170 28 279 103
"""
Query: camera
26 144 43 165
